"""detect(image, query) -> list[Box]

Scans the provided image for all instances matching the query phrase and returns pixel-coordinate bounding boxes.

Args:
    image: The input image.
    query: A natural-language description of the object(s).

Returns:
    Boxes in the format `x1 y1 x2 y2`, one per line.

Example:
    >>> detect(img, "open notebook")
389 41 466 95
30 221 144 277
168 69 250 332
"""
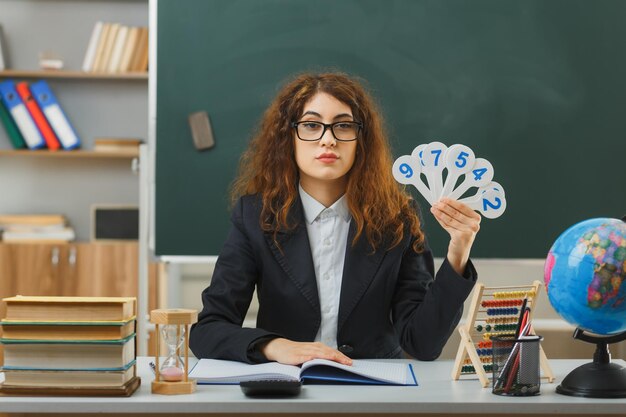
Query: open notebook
188 358 417 385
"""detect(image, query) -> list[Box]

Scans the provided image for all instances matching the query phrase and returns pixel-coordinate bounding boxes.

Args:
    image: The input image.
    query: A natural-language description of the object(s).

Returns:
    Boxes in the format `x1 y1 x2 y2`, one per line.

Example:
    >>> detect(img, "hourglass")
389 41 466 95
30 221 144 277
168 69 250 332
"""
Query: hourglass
150 308 197 395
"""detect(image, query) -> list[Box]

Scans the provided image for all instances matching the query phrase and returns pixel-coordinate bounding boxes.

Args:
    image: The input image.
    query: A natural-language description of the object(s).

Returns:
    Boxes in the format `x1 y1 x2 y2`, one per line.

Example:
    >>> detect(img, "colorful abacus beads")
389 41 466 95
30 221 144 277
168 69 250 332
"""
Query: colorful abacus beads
485 316 518 324
477 340 493 349
486 307 519 316
475 324 492 332
492 290 536 299
493 323 517 332
481 299 523 308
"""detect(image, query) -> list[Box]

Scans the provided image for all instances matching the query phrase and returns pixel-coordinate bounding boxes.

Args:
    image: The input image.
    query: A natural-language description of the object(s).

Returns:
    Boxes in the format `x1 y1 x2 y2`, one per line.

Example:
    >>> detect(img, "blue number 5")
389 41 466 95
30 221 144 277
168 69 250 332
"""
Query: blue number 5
482 197 502 211
455 151 469 168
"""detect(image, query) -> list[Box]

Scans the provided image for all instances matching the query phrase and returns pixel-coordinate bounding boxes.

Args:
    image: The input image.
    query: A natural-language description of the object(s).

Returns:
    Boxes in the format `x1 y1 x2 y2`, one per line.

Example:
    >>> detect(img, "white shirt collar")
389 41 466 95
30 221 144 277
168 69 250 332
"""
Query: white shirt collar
298 184 351 224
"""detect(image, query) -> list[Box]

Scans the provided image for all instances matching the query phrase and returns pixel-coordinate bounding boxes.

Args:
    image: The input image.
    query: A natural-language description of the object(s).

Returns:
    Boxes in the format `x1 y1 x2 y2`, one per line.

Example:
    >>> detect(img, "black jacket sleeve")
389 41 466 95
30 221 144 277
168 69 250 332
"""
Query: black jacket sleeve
392 238 476 361
189 197 280 363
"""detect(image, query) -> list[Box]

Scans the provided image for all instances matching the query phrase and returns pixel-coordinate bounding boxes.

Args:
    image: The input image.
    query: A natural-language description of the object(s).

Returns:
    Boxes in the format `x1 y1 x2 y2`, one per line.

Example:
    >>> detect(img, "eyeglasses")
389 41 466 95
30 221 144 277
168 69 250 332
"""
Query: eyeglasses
291 121 363 142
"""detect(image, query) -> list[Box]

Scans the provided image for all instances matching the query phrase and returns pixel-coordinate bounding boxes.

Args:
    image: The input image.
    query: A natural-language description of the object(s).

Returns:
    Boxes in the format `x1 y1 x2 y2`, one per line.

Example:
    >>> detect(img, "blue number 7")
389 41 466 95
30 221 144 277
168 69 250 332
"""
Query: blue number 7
431 149 442 166
482 197 502 211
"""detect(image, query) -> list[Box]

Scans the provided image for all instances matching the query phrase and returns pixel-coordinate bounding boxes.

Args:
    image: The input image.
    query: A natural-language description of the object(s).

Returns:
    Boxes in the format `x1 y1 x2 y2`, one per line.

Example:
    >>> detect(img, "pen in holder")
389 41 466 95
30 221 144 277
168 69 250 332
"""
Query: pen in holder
492 334 543 396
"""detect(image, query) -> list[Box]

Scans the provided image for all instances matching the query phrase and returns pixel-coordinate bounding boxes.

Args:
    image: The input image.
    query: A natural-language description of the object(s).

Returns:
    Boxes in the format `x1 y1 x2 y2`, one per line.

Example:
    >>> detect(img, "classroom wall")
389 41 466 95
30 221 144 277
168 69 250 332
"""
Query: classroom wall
0 0 147 240
175 259 625 361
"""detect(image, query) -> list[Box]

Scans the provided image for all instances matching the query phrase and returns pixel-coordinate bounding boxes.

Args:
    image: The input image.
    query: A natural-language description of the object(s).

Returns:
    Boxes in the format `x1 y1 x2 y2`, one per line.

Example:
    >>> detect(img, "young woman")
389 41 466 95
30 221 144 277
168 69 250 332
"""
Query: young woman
189 72 481 366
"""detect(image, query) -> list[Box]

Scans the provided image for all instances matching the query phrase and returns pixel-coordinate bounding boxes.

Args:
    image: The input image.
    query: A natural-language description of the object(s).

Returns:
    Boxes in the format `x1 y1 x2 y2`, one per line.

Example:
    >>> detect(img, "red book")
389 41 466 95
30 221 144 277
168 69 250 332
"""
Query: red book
15 82 61 150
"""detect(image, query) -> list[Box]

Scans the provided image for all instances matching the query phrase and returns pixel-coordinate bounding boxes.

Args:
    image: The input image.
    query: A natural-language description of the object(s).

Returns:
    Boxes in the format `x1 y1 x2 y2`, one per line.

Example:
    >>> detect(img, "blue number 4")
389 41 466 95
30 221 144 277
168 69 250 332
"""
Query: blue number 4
473 167 487 181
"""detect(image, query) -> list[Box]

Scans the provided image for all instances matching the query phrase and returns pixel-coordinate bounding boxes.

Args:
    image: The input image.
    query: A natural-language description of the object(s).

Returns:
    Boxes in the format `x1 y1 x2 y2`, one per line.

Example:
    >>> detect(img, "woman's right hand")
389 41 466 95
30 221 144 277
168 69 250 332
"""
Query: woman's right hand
260 338 353 366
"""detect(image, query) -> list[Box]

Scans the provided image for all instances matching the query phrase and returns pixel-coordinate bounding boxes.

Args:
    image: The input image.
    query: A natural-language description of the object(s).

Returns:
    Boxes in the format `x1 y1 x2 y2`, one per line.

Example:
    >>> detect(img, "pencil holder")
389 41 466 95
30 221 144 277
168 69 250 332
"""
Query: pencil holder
491 335 543 396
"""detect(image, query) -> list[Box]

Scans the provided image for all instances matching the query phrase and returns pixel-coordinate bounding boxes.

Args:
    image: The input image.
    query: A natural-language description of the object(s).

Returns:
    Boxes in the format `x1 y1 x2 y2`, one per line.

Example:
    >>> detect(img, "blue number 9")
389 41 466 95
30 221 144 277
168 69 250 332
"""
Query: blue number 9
399 163 413 178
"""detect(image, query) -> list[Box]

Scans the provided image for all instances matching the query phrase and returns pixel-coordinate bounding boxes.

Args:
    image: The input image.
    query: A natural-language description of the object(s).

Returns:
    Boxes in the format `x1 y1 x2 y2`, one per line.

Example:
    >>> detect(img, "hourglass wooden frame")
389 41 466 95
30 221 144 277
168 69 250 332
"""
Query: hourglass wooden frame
451 280 555 387
150 308 198 395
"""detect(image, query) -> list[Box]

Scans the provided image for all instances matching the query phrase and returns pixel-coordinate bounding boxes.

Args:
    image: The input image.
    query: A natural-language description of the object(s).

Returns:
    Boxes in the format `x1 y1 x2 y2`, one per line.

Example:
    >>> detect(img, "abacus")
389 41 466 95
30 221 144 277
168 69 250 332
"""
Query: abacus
451 280 555 387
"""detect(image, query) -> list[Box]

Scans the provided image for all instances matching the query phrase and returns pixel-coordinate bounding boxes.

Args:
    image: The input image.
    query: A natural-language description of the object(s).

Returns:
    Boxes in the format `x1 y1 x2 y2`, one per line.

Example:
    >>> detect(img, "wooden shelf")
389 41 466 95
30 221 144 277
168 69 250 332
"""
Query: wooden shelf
0 70 148 81
0 150 139 159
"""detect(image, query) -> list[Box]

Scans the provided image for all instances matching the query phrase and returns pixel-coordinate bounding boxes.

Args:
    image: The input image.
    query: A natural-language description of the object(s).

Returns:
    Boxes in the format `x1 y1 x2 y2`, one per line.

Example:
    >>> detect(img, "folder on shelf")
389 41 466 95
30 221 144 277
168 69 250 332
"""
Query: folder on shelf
0 95 27 148
29 80 81 150
0 80 46 149
16 82 61 151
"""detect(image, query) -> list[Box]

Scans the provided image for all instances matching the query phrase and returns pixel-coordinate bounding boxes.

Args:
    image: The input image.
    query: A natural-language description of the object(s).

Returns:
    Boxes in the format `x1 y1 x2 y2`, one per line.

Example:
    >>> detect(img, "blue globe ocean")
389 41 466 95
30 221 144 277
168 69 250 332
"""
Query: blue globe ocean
545 218 626 335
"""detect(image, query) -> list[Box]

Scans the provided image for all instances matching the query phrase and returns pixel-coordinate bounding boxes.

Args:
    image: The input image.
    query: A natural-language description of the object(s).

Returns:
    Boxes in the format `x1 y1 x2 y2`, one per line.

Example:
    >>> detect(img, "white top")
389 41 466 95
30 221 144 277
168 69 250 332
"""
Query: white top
298 185 351 349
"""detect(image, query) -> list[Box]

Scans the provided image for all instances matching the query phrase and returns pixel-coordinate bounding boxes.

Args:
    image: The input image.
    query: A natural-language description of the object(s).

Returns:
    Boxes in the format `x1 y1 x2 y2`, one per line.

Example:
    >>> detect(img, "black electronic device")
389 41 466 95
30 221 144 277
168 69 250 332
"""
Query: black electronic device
240 380 302 397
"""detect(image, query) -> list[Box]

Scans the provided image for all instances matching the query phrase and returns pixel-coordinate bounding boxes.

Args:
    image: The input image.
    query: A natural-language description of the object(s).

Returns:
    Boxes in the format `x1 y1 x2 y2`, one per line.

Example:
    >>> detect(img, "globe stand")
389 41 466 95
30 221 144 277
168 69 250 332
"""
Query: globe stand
556 328 626 398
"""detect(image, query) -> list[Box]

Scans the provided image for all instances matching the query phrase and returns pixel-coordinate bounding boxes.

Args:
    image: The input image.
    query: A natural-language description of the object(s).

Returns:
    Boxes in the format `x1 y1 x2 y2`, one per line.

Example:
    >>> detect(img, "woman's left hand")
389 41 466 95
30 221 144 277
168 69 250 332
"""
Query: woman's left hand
430 197 481 275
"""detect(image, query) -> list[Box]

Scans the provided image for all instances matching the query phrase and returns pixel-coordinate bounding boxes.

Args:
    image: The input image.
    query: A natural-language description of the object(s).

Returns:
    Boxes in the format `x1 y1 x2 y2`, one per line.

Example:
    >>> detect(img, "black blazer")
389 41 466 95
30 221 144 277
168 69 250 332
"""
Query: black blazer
190 194 476 363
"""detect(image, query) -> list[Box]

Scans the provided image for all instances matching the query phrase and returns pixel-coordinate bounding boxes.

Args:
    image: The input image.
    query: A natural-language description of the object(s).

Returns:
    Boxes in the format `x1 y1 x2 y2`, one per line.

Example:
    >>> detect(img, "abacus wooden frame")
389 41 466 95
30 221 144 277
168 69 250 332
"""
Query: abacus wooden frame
451 280 555 388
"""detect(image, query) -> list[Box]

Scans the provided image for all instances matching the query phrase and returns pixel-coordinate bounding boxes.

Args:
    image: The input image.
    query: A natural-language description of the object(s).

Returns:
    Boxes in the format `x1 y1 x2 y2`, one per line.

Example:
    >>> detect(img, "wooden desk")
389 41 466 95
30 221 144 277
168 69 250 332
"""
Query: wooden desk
1 357 625 416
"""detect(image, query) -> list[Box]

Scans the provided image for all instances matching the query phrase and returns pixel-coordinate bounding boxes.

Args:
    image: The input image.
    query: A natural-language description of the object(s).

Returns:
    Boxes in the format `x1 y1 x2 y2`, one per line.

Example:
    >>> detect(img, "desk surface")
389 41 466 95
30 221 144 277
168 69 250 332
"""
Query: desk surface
1 357 625 415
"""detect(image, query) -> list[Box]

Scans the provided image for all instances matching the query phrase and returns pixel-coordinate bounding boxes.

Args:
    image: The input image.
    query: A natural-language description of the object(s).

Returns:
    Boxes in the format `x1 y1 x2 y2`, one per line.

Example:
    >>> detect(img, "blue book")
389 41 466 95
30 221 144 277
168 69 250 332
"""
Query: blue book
30 80 81 149
0 80 45 149
189 358 418 386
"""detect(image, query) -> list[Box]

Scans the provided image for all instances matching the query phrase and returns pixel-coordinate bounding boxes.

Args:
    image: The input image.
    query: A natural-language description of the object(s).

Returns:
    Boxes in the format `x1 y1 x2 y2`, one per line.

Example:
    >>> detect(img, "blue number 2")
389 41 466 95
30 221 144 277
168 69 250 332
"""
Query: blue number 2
482 197 502 211
455 151 469 168
473 167 488 181
399 163 413 178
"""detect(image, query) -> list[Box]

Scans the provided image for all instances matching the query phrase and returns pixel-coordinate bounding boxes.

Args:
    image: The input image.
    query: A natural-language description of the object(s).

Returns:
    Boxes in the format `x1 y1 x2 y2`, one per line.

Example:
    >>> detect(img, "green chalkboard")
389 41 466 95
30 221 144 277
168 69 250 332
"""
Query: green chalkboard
156 0 626 257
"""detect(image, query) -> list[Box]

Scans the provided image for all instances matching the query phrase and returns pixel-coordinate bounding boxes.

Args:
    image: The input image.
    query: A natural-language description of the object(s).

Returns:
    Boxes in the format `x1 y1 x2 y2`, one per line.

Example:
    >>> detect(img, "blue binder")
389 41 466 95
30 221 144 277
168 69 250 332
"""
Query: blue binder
30 80 81 150
0 80 45 149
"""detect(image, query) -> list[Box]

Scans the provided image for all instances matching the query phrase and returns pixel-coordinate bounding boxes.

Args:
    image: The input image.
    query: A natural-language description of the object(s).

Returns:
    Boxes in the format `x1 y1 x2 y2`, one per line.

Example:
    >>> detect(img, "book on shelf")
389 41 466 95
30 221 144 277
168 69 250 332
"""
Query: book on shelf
98 23 120 73
189 358 418 386
82 21 104 72
0 80 46 149
1 226 75 243
0 23 7 71
0 318 135 341
107 25 128 73
0 334 136 371
0 95 27 149
130 27 149 72
91 22 111 73
118 27 140 73
1 365 136 388
2 296 137 322
0 214 66 227
94 137 143 153
15 82 61 150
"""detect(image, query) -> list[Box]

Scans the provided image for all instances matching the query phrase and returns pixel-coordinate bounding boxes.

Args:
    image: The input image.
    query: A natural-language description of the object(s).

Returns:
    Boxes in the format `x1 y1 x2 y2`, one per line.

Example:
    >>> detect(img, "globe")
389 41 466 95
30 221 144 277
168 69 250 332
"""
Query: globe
544 218 626 336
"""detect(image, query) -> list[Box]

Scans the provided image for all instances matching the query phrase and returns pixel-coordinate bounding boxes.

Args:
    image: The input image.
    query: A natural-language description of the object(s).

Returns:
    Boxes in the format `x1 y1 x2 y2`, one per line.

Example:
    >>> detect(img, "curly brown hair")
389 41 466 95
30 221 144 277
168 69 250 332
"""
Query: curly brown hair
231 72 424 253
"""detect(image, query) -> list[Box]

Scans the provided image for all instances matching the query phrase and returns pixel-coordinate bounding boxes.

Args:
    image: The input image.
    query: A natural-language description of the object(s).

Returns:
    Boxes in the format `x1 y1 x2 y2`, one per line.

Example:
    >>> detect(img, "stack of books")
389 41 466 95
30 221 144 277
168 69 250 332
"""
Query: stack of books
81 22 149 74
93 137 143 155
0 214 75 243
0 296 140 396
0 79 81 150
